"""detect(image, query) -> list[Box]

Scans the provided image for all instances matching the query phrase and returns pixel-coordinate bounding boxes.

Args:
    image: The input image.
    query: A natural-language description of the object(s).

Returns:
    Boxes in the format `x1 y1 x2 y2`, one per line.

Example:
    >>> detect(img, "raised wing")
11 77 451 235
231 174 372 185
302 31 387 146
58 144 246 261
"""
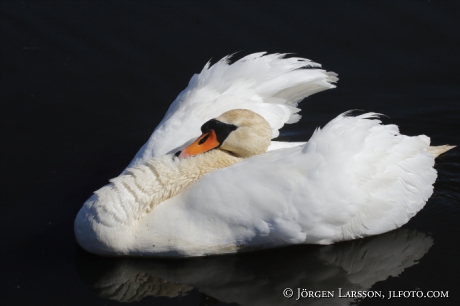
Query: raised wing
140 113 436 255
126 52 337 170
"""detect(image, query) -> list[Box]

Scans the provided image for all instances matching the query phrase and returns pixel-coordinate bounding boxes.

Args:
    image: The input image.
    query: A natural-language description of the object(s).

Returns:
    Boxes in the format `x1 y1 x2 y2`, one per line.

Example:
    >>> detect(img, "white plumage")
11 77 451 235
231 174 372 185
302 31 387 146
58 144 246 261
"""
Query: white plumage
74 52 450 257
125 52 337 169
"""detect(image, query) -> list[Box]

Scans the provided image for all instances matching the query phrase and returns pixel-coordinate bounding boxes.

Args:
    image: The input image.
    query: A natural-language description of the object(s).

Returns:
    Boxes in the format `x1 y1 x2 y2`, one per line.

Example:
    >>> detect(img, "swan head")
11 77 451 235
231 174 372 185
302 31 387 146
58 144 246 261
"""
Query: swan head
177 109 272 159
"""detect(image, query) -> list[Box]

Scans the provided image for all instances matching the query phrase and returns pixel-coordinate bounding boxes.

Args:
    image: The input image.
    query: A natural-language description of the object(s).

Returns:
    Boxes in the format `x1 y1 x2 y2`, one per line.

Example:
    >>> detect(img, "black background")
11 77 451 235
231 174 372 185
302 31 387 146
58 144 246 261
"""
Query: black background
1 1 459 305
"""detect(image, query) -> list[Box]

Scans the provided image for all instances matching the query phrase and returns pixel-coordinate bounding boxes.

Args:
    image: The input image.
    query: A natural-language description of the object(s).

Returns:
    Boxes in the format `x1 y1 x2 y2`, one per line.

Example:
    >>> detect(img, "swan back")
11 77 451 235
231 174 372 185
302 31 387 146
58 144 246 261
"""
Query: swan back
132 113 437 256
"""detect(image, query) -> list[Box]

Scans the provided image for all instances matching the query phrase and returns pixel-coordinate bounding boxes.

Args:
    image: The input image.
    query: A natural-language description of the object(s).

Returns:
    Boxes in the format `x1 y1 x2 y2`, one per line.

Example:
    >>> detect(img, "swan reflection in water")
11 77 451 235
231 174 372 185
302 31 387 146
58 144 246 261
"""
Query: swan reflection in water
76 228 432 305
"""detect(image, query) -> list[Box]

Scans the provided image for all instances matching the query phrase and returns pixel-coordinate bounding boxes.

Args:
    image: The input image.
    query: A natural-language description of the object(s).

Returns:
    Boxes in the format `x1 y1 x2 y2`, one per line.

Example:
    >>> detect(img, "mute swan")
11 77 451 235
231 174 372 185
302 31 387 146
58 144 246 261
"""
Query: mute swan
74 52 454 257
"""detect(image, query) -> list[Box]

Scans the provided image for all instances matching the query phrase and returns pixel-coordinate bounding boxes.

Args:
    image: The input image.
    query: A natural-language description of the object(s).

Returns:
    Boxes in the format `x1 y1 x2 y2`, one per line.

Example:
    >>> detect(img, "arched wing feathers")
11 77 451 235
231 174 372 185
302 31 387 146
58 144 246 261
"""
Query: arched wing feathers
148 113 436 251
126 53 337 169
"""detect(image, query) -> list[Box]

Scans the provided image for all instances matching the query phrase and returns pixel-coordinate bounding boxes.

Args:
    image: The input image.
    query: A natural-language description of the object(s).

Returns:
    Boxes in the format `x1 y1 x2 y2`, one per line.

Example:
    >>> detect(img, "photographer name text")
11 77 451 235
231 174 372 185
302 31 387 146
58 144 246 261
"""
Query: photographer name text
282 288 449 300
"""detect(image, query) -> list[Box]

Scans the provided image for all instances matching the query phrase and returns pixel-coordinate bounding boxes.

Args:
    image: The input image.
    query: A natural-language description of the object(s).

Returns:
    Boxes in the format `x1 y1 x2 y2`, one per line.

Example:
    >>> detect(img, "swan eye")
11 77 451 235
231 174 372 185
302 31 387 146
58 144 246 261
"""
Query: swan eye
177 119 239 159
201 119 237 133
201 119 237 144
177 130 220 159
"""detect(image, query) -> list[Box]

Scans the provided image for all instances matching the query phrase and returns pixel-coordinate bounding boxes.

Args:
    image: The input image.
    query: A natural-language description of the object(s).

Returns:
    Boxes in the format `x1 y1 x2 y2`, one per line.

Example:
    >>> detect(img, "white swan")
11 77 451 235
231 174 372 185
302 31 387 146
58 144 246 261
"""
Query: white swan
74 52 453 257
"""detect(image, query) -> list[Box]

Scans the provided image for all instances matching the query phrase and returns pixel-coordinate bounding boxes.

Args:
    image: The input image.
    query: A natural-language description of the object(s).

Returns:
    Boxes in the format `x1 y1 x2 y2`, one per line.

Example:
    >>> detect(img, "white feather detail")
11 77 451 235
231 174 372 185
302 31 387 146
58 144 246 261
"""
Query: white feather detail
124 113 436 256
126 53 336 170
74 53 442 257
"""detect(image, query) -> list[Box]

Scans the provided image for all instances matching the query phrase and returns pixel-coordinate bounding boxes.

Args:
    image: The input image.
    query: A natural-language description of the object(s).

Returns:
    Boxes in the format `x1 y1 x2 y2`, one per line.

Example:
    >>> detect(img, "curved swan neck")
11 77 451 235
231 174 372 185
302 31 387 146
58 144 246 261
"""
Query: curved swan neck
89 150 242 226
75 149 243 254
148 149 242 208
183 149 243 175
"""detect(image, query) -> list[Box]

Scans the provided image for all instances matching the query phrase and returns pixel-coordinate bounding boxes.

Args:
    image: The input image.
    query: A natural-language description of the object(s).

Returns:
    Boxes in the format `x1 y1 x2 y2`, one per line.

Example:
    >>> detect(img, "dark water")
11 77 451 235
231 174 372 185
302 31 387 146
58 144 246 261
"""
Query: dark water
1 1 459 305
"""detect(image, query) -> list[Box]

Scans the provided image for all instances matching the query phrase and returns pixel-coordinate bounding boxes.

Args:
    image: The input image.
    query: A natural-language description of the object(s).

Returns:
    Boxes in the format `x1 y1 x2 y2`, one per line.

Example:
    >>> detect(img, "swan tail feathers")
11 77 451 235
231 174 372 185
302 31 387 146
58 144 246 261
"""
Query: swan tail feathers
428 145 456 158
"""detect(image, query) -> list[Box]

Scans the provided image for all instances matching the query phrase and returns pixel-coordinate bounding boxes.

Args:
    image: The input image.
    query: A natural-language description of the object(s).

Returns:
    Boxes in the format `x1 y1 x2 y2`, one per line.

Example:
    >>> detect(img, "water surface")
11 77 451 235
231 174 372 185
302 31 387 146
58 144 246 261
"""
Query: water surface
1 1 459 305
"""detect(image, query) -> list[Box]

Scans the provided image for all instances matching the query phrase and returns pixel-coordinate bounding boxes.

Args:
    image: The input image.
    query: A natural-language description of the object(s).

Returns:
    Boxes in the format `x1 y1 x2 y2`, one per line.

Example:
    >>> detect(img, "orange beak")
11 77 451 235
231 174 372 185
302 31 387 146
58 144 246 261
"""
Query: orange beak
178 129 220 159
